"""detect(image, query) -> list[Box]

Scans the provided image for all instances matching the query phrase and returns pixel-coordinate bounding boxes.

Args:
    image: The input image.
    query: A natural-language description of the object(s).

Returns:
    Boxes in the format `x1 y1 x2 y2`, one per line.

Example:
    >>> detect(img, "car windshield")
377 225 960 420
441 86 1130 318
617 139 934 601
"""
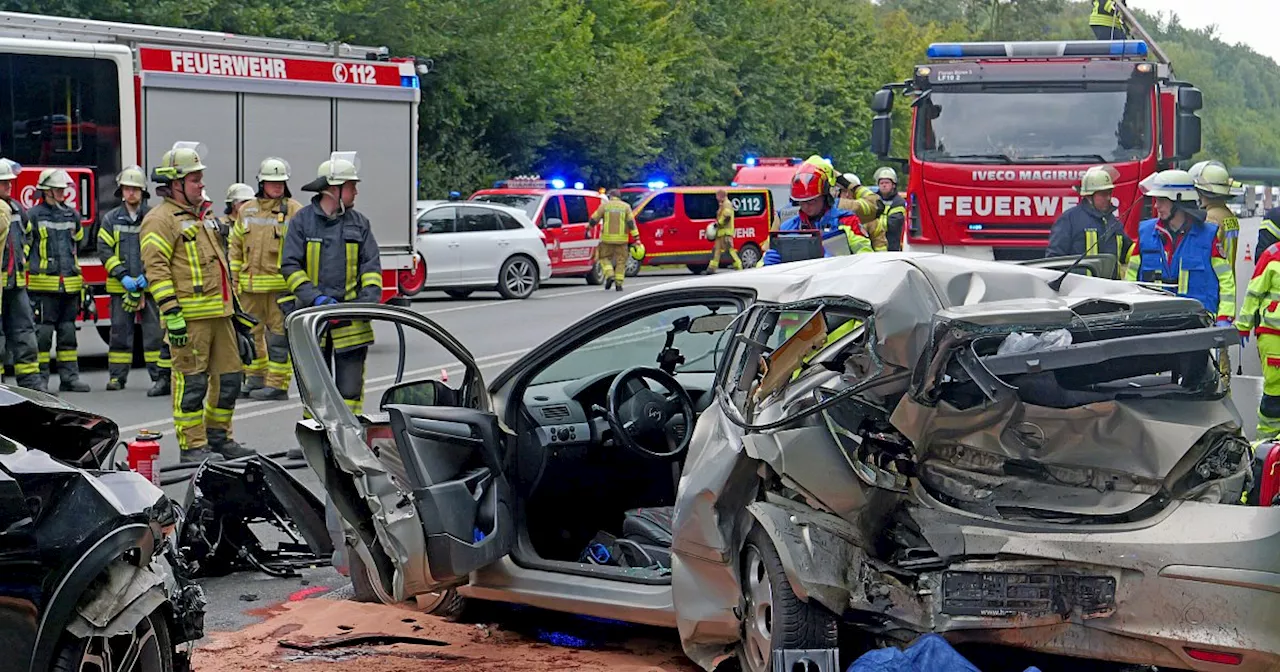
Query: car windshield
532 304 738 385
473 193 541 218
914 84 1152 164
618 190 649 206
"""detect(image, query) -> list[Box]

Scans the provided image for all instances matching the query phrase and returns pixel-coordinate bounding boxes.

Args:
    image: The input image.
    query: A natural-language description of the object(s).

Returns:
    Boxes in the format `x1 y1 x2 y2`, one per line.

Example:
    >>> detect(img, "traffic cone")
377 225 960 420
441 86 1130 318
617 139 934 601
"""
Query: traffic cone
1245 243 1253 264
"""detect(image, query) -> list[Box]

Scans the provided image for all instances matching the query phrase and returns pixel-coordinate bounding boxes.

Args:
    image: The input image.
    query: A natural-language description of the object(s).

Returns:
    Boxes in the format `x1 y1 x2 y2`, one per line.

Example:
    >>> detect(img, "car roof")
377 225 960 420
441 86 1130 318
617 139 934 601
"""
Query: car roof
731 165 798 186
419 200 531 220
471 188 604 198
653 186 767 194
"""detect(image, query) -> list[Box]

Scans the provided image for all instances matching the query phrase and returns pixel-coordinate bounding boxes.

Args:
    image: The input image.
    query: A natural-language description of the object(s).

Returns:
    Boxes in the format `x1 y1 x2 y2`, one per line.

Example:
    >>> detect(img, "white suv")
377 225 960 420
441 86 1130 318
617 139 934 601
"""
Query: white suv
414 201 552 299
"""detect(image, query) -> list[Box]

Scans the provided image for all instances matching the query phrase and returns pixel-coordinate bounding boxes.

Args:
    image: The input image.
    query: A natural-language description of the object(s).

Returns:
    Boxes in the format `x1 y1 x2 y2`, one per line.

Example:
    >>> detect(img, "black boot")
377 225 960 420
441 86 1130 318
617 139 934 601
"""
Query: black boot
147 377 171 397
240 375 265 398
604 276 614 290
180 446 225 464
106 378 125 391
59 377 90 393
207 429 254 459
249 386 288 401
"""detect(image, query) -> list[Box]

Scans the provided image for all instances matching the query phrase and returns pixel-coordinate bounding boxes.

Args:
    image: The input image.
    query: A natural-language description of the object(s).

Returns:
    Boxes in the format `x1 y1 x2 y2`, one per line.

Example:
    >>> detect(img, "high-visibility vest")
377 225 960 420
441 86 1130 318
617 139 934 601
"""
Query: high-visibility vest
1090 0 1123 29
598 200 633 243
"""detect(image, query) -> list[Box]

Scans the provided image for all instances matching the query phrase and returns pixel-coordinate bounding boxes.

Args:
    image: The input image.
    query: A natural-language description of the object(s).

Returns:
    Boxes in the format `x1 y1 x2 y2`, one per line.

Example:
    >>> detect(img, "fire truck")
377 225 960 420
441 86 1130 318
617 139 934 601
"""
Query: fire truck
869 38 1202 261
0 12 422 344
731 157 801 225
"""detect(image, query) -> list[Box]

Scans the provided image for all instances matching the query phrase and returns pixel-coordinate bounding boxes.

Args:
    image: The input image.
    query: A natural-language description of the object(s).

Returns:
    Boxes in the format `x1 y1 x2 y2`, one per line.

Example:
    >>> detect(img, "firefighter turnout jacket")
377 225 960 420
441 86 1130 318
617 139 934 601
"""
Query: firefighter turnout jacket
140 198 234 321
1046 201 1134 264
1125 215 1236 321
3 198 26 290
97 204 151 294
591 197 638 244
25 201 83 293
229 196 303 293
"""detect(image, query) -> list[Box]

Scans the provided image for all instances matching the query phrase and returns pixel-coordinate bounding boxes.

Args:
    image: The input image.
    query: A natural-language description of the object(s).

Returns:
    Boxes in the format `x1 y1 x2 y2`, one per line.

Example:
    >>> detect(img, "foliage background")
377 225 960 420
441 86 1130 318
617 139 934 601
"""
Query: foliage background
7 0 1275 194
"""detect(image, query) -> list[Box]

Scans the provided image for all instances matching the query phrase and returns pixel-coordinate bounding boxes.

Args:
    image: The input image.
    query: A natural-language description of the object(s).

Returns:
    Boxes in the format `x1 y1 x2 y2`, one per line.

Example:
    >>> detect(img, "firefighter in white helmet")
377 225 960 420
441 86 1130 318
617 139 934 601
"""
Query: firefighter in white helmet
280 152 382 414
26 168 89 393
218 183 254 252
142 142 255 463
1125 169 1235 324
0 159 39 390
1046 166 1133 276
231 158 304 400
1189 160 1242 274
98 165 172 395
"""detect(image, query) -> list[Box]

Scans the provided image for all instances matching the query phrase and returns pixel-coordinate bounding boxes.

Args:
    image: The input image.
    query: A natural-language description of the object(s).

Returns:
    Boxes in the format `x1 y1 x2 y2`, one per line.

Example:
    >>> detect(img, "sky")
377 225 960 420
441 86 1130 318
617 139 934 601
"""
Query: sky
1125 0 1279 64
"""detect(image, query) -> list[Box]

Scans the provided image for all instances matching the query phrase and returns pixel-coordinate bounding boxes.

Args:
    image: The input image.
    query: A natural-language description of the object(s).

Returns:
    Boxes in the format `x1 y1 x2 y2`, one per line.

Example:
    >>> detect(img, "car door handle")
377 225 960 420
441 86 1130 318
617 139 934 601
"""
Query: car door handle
448 242 460 248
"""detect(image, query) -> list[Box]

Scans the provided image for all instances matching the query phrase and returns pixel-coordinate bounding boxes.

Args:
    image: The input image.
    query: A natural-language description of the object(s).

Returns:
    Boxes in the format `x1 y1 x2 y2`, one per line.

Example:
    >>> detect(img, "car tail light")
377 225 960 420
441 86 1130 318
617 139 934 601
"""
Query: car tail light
365 424 394 448
1184 648 1243 666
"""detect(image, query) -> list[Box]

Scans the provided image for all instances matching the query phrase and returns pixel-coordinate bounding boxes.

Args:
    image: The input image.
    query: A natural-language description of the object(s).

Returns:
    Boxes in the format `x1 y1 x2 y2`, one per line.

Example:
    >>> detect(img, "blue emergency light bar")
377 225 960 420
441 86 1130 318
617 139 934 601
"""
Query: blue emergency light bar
926 40 1148 60
647 180 668 190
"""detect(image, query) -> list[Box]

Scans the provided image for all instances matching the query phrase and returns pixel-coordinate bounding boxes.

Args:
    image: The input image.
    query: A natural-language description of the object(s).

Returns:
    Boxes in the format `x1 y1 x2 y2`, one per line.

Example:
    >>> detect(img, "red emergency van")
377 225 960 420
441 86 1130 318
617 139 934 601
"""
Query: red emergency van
470 179 607 283
630 186 773 274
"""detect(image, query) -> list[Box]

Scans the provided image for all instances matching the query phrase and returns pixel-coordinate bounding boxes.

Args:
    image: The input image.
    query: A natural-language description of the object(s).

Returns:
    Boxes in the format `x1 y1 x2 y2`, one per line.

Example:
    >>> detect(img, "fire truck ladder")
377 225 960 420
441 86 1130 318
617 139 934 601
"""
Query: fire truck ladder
1113 0 1169 65
0 11 387 59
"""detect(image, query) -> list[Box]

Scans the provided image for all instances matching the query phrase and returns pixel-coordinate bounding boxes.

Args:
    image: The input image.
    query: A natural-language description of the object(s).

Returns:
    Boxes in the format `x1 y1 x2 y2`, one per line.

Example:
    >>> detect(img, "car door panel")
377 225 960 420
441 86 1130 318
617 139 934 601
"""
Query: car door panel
680 192 719 261
559 195 597 274
540 196 566 272
417 207 460 287
456 207 503 284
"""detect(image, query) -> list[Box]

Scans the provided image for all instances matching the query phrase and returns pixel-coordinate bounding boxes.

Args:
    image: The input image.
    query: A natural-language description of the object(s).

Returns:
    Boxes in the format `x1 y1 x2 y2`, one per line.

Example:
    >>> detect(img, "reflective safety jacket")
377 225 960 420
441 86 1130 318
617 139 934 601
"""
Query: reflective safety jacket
715 200 735 237
229 197 303 294
1125 216 1235 320
761 206 872 266
590 197 637 244
280 199 382 352
1046 201 1134 268
140 197 234 321
97 203 151 294
25 201 83 294
2 198 26 290
1090 0 1123 29
1237 242 1280 338
875 189 906 252
1203 201 1239 272
1259 207 1280 258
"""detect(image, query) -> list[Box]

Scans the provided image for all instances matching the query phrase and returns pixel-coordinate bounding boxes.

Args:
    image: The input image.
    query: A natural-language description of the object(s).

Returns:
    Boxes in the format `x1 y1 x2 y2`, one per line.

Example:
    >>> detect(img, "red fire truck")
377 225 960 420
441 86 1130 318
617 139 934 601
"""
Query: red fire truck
869 39 1203 261
0 11 423 344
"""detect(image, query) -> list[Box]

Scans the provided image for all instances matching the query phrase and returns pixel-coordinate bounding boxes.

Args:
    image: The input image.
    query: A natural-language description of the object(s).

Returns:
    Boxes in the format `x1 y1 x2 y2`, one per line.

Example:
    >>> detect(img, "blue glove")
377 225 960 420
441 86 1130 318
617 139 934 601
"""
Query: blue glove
1239 329 1251 344
313 295 338 307
136 274 148 289
121 275 139 292
1216 318 1233 328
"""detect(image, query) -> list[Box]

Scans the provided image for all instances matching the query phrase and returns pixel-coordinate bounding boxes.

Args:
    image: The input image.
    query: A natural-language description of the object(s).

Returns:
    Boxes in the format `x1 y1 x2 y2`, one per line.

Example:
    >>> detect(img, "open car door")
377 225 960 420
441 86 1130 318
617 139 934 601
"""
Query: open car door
286 304 513 602
1015 253 1123 280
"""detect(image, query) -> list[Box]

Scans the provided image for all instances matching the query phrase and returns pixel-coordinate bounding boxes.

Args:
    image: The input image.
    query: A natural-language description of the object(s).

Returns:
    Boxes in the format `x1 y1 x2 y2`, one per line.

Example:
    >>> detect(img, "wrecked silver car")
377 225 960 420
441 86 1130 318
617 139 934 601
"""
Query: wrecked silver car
291 252 1278 672
0 385 205 672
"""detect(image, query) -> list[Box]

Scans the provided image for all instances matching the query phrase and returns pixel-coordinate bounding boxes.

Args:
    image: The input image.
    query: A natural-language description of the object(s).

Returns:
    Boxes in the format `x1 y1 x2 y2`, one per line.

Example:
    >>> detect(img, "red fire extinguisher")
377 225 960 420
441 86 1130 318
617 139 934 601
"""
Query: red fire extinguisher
127 430 163 486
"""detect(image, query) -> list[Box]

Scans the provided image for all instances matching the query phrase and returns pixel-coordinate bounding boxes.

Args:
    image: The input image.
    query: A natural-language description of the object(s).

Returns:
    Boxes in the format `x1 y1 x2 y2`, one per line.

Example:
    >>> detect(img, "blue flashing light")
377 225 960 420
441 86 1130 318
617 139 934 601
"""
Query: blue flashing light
550 178 566 190
927 44 963 59
928 39 1149 60
967 223 984 231
574 181 585 190
646 180 668 190
400 75 419 88
823 157 833 165
745 156 757 167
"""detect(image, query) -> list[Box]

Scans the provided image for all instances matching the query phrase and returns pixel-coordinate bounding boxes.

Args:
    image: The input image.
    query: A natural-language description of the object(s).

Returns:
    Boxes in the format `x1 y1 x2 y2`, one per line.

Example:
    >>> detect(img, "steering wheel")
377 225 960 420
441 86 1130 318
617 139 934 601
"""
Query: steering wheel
606 366 695 460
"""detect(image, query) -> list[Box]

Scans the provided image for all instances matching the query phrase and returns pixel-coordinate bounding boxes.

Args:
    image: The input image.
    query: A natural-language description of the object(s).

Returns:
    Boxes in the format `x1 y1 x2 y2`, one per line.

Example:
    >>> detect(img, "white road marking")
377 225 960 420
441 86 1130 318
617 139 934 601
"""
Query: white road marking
417 276 674 315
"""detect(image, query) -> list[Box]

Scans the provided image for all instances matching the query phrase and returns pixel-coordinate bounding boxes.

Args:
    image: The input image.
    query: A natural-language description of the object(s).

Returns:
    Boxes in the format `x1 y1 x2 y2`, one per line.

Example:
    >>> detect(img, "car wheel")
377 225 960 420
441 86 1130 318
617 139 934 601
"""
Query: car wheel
737 526 838 672
686 263 709 275
443 289 473 299
52 608 172 672
625 256 641 277
347 542 467 618
738 243 762 270
498 256 538 299
397 255 427 297
415 588 469 621
585 263 603 285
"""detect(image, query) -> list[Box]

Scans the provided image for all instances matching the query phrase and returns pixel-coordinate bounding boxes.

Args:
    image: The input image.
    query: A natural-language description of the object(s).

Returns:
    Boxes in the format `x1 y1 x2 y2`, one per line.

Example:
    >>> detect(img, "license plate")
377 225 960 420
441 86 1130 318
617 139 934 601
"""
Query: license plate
941 571 1116 618
562 248 593 260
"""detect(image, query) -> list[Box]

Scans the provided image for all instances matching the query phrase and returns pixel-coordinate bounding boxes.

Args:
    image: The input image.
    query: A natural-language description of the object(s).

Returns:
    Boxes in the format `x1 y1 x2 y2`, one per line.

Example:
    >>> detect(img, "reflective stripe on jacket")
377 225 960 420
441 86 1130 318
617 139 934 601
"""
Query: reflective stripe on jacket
25 201 83 293
97 203 150 294
1090 0 1123 28
715 200 735 237
874 191 906 252
1203 202 1239 272
1238 242 1280 337
590 198 636 244
1125 216 1235 319
1046 202 1133 269
1259 211 1280 257
229 196 303 293
140 198 234 321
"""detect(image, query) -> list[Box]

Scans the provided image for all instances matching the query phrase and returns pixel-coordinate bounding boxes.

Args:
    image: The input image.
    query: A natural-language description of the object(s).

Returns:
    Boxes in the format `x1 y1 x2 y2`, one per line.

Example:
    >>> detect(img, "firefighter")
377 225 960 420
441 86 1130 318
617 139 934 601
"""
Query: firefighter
26 169 89 393
98 165 171 395
1089 0 1128 40
230 158 303 401
872 167 907 252
1189 160 1242 273
761 157 879 266
588 189 639 291
1125 169 1235 324
0 160 40 391
142 141 251 462
1046 166 1133 275
706 189 742 273
280 152 382 415
1260 207 1280 258
219 183 254 247
1236 242 1280 440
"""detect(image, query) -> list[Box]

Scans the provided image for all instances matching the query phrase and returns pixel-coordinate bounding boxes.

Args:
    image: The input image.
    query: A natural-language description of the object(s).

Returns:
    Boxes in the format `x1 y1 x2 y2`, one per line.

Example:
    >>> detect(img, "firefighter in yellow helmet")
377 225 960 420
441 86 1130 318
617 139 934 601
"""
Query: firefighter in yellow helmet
142 142 254 462
1189 160 1242 275
589 189 639 291
707 189 742 272
280 152 382 415
26 168 89 393
98 165 172 395
0 159 40 391
871 167 906 251
231 158 304 401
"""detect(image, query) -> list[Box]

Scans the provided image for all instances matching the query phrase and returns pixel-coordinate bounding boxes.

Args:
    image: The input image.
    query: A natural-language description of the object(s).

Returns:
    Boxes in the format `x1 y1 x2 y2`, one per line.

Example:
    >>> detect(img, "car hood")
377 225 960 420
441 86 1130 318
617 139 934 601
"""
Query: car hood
0 384 119 470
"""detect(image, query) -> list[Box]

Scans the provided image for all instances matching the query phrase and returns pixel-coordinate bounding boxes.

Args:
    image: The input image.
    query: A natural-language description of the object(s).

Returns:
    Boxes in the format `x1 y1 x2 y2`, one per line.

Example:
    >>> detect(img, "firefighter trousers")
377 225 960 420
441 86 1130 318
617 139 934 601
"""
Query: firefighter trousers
240 291 290 390
327 346 368 416
597 242 629 285
170 316 243 452
0 287 41 389
1258 334 1280 440
708 235 742 270
107 294 168 385
31 291 81 384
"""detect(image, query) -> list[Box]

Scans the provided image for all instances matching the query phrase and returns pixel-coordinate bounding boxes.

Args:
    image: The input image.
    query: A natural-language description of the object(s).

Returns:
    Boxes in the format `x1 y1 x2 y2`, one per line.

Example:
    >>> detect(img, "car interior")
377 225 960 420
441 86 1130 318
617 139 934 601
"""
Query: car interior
357 299 742 584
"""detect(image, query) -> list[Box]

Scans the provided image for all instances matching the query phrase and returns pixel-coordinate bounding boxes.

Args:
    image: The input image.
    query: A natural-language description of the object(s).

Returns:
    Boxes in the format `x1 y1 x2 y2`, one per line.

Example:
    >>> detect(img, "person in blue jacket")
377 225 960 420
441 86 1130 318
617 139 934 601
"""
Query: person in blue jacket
761 156 879 266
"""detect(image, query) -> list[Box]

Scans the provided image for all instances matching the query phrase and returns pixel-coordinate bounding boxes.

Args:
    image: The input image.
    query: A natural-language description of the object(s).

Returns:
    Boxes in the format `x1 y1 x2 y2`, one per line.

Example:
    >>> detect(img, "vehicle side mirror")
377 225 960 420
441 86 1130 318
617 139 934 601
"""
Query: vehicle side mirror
543 217 563 229
870 88 894 114
1178 86 1203 112
871 114 893 158
380 379 455 410
1175 112 1202 160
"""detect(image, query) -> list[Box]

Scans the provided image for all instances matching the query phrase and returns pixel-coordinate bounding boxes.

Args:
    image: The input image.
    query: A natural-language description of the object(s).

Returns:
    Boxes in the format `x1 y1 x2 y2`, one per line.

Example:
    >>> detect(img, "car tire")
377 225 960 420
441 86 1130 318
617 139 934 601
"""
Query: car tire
498 255 538 300
585 263 603 285
52 608 173 672
736 525 838 672
686 263 709 275
737 243 762 270
444 289 473 299
625 256 641 277
398 254 427 297
347 542 467 618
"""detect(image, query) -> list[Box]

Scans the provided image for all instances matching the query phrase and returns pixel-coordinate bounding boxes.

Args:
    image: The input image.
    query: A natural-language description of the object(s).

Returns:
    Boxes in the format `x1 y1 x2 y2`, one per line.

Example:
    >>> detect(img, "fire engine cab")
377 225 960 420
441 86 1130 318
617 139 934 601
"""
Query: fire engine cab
731 157 800 225
0 11 422 344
